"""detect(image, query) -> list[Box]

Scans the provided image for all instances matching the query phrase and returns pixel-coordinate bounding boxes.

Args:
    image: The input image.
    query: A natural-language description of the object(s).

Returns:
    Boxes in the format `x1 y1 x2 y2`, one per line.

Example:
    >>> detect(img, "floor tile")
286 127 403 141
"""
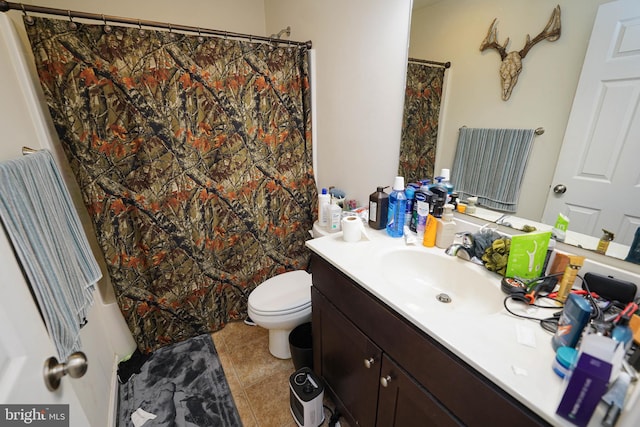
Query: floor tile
212 322 348 427
244 370 298 427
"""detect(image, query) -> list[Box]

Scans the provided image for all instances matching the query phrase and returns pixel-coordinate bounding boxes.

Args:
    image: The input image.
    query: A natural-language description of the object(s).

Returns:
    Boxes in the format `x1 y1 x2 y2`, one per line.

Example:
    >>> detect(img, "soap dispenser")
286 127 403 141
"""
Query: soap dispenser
436 204 456 249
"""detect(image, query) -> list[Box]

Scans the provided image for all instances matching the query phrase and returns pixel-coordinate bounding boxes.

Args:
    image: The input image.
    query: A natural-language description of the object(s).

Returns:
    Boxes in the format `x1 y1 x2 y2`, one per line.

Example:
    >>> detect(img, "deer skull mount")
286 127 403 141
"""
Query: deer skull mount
480 5 561 101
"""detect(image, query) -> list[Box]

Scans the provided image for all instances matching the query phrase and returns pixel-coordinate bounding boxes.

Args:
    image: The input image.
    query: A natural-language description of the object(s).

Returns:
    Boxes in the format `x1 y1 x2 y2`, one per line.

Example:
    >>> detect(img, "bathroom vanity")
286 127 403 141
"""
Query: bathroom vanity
306 226 640 427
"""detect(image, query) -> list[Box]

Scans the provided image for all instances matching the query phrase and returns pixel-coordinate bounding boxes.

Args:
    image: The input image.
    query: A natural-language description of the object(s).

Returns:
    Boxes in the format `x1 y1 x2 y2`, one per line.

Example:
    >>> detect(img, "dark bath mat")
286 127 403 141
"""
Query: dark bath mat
118 334 242 426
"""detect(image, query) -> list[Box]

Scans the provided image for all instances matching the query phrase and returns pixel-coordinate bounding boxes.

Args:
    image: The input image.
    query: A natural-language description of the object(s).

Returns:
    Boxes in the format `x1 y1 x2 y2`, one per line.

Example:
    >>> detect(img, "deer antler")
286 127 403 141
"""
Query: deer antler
479 18 509 60
479 5 562 100
519 6 561 58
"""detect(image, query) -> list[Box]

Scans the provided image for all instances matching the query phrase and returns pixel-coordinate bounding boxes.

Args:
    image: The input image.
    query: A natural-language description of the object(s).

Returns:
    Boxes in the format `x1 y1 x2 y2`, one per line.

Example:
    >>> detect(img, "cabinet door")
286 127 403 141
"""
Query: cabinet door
377 355 462 427
312 288 382 426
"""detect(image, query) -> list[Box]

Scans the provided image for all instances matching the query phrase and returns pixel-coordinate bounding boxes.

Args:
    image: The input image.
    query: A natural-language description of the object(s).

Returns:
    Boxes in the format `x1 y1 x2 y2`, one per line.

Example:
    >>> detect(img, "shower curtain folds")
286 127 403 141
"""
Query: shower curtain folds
398 62 446 184
24 16 317 353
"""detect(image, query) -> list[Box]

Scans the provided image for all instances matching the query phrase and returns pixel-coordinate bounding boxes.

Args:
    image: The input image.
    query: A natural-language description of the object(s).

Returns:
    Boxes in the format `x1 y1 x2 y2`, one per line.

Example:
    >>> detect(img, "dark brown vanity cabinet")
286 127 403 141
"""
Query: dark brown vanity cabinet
310 253 549 427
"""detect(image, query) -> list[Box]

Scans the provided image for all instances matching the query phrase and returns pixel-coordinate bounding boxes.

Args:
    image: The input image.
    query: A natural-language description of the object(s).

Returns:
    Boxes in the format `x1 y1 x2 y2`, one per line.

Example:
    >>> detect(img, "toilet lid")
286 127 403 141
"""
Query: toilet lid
249 270 312 314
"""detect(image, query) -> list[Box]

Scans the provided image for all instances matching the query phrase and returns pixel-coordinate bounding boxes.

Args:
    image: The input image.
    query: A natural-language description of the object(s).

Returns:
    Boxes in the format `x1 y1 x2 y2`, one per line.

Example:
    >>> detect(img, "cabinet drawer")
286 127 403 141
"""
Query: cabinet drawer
311 253 548 426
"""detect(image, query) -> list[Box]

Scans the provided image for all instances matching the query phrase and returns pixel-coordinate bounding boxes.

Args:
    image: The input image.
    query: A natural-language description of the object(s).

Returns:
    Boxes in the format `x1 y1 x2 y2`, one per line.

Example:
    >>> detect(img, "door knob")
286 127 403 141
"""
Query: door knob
380 374 392 388
553 184 567 194
43 351 88 391
363 357 375 369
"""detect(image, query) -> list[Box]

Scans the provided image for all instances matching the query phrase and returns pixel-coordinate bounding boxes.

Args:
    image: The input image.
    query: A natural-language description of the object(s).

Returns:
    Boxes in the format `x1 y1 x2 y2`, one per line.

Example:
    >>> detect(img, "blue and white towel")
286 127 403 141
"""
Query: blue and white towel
0 150 101 359
451 128 535 213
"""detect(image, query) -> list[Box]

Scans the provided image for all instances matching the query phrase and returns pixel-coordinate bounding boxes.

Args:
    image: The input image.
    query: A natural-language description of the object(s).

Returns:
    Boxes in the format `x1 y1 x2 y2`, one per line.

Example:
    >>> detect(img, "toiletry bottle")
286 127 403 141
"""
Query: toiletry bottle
556 255 586 303
449 192 459 211
422 214 437 247
386 176 407 238
328 197 342 233
430 186 447 218
611 315 633 352
368 186 389 230
409 180 431 233
439 169 454 200
596 229 614 255
435 204 457 249
465 196 477 214
404 184 416 229
318 188 330 228
552 213 570 242
551 293 592 350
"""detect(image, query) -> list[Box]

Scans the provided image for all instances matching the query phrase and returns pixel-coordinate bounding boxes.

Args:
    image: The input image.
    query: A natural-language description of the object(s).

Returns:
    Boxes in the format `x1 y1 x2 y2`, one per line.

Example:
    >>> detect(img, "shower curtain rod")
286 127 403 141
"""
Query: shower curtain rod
0 1 312 48
409 57 451 69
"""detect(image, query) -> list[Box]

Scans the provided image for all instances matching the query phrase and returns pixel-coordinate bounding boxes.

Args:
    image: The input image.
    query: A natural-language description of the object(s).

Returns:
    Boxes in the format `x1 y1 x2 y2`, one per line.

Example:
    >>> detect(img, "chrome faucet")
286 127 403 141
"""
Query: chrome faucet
445 232 474 261
495 214 512 227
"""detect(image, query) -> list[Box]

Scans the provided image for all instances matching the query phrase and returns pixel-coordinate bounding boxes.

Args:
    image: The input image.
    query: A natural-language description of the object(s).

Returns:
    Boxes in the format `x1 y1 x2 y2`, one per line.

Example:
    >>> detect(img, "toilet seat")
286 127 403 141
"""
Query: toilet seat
249 301 311 316
248 270 312 314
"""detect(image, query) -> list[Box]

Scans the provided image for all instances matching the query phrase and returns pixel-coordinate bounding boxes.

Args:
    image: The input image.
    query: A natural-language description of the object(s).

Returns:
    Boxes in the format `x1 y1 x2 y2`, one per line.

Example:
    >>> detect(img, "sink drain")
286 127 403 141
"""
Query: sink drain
436 293 452 304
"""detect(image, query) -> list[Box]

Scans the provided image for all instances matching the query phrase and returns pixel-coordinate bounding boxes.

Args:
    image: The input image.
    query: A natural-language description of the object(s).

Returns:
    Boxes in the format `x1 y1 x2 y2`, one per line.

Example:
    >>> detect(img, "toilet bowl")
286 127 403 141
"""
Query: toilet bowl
247 221 329 359
248 270 312 359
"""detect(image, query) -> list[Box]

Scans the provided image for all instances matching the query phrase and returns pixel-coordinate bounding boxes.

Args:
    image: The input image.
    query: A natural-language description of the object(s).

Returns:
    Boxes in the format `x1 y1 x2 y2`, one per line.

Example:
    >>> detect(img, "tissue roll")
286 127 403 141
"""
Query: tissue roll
342 216 361 242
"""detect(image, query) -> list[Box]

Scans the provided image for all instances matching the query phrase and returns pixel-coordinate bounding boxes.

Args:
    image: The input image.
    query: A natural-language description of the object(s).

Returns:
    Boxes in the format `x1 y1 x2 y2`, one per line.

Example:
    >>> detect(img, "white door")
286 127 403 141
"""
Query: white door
542 0 640 246
0 226 90 426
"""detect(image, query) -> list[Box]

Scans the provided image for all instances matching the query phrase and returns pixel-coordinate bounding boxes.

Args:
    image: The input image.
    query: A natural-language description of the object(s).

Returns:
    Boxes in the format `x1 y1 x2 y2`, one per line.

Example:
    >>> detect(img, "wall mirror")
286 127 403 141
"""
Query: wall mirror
405 0 640 265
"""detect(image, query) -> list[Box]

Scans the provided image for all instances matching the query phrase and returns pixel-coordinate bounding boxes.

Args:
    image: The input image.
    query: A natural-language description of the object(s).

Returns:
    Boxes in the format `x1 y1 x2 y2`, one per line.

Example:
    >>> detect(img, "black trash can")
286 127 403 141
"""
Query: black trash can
289 322 313 370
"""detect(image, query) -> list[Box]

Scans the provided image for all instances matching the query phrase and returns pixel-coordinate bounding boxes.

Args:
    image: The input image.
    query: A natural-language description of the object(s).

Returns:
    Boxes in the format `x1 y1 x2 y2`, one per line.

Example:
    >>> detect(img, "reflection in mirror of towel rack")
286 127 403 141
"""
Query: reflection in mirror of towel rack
22 146 39 155
459 126 545 136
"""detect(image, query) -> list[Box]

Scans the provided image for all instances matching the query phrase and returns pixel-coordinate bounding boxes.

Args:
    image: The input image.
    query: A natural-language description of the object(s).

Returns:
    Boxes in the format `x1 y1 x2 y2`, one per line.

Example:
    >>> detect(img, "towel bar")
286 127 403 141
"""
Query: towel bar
22 146 39 155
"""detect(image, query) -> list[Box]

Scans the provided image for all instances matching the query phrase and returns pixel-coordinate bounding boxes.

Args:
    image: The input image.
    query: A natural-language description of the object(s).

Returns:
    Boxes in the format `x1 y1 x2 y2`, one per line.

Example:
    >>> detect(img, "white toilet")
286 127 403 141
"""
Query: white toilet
247 221 329 359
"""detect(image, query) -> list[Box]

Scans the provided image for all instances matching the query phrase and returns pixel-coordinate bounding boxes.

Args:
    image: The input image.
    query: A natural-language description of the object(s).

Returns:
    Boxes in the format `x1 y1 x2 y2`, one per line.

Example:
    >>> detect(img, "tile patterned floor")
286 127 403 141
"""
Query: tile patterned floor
211 321 348 427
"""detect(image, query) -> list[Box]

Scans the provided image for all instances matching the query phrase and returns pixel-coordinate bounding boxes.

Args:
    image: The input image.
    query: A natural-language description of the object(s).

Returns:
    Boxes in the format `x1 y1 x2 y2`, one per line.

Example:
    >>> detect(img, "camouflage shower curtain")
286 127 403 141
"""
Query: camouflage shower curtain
25 17 317 352
398 62 445 184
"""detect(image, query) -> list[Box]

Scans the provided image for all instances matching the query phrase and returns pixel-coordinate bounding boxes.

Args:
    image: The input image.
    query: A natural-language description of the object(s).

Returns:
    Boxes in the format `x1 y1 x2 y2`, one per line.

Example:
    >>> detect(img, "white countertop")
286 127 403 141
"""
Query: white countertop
306 225 640 427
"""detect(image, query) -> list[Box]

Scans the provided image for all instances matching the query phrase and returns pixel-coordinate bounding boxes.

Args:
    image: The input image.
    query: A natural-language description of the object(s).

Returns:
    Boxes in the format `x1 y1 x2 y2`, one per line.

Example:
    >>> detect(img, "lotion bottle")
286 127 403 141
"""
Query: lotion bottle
435 204 456 249
328 197 342 233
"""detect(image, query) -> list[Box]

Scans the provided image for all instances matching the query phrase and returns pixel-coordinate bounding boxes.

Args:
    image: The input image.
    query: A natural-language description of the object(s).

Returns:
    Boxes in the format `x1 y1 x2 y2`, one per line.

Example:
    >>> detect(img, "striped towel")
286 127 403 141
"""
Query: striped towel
0 150 101 359
451 128 535 213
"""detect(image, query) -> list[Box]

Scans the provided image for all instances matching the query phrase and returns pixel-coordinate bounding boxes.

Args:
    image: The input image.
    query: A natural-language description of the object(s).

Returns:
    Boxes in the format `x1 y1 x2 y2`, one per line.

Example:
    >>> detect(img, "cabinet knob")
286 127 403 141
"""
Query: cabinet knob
364 357 375 369
380 375 392 388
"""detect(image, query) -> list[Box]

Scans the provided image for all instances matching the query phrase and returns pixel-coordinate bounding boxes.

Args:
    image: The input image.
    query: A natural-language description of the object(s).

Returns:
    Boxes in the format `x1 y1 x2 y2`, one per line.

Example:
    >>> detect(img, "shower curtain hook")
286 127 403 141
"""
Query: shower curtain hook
137 19 145 36
102 14 111 33
197 27 204 44
21 4 34 25
67 11 77 30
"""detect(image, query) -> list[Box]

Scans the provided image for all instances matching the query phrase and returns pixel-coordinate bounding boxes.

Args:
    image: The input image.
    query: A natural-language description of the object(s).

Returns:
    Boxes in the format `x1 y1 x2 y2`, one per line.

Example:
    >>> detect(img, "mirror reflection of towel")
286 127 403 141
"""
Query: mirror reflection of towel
0 150 101 359
451 128 535 213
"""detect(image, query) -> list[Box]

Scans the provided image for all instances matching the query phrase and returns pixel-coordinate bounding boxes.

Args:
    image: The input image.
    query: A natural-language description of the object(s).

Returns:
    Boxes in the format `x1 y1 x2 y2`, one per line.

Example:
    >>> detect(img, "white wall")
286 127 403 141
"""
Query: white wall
265 0 413 207
410 0 610 221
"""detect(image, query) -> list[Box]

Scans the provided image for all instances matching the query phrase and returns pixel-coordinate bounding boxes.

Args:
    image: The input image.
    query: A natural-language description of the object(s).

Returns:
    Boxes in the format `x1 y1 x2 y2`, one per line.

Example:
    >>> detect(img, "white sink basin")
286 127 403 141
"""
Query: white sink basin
376 247 505 315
